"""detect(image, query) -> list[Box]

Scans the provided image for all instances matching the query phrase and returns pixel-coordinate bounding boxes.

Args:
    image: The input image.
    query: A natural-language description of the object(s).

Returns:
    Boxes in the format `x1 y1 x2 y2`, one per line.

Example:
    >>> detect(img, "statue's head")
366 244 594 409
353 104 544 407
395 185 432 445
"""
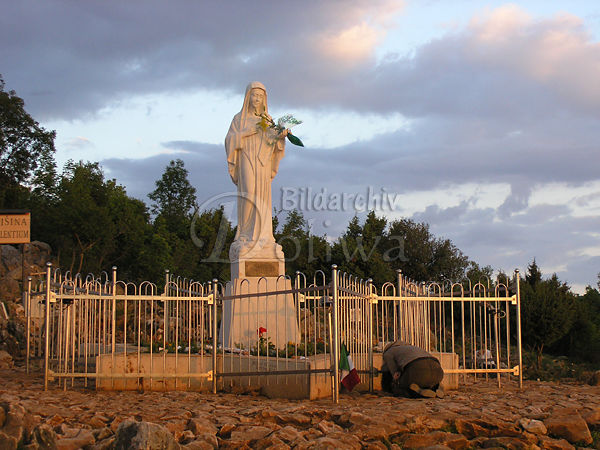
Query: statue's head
243 81 267 116
249 88 266 114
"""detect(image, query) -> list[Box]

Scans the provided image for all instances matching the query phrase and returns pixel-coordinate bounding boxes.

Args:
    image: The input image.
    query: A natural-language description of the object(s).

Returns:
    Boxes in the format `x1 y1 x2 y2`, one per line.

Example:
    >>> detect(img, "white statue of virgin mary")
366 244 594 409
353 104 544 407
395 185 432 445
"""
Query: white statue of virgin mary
225 82 287 259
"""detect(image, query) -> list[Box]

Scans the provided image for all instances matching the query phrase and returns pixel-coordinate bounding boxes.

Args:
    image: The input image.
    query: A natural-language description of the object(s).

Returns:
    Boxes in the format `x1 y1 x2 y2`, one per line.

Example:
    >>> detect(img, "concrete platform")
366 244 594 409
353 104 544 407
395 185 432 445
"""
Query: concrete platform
96 350 458 398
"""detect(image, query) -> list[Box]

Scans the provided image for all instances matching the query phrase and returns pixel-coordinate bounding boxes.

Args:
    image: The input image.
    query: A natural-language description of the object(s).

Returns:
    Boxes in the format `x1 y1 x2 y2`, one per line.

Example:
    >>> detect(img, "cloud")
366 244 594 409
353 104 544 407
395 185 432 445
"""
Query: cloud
0 0 403 121
161 141 202 154
64 136 93 149
497 183 532 218
468 6 600 111
101 142 229 202
4 3 599 135
315 22 384 65
414 197 599 291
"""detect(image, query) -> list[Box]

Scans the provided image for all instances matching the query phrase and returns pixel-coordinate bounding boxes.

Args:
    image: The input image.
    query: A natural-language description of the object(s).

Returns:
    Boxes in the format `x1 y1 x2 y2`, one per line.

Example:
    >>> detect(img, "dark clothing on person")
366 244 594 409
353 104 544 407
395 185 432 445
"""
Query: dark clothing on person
382 340 436 374
381 340 444 397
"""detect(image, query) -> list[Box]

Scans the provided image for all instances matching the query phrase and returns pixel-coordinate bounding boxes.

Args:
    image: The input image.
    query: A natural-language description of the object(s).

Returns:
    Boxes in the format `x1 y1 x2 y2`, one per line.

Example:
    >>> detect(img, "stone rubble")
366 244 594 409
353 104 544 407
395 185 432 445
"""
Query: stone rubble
1 241 52 360
0 367 599 449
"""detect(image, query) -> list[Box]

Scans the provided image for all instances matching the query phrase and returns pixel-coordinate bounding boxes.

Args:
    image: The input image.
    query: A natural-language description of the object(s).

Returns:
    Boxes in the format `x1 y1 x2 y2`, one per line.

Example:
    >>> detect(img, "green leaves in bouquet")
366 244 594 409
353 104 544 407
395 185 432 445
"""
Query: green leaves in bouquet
287 132 304 147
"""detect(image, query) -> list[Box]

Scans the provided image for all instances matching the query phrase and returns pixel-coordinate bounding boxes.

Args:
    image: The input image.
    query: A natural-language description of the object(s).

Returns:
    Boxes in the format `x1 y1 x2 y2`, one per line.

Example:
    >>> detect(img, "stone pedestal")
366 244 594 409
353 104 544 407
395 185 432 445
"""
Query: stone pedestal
220 239 300 349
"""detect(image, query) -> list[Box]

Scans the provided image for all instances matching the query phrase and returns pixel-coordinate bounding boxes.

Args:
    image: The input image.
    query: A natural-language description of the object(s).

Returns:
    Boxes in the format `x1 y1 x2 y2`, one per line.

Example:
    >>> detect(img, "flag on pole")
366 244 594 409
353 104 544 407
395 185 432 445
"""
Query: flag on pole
339 343 360 391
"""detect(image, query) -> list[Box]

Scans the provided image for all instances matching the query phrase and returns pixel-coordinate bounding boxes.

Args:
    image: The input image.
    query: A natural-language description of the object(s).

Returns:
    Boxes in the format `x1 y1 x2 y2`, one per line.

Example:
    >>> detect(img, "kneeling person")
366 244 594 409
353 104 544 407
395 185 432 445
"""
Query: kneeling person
381 340 444 398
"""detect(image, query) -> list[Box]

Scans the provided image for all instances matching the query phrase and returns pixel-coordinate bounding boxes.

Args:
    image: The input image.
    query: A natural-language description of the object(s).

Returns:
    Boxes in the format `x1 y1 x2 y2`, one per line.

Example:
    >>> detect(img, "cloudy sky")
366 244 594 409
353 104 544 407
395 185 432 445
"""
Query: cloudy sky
2 0 599 291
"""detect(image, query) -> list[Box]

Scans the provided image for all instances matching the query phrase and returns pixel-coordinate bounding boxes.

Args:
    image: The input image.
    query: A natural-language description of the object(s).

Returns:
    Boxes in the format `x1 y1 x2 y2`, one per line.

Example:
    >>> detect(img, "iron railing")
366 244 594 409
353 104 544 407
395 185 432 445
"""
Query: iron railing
26 264 523 401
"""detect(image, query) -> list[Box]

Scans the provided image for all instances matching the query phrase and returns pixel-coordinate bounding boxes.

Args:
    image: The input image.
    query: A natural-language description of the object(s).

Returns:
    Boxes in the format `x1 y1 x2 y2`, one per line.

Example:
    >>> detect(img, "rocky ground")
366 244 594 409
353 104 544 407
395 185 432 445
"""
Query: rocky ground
0 365 599 449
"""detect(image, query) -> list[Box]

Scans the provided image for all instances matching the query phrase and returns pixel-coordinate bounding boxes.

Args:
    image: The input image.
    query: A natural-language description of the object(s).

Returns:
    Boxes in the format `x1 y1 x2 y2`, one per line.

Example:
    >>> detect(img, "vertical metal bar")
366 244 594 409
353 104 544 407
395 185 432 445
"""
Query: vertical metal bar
123 283 128 387
137 287 142 391
461 297 466 383
515 269 523 389
163 276 168 391
44 262 52 390
494 299 501 388
397 270 402 342
506 299 511 375
164 270 170 343
450 292 455 356
111 266 117 389
367 279 373 393
84 286 89 387
57 289 63 388
212 279 218 394
331 265 340 404
26 276 32 373
63 297 70 390
70 301 76 387
150 298 154 390
175 289 179 390
188 295 192 388
328 311 334 401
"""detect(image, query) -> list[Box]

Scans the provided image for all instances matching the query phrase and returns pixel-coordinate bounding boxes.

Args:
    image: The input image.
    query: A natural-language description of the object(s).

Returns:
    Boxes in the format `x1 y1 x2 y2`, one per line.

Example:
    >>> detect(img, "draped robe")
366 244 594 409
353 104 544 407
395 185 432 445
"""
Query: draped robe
225 83 285 247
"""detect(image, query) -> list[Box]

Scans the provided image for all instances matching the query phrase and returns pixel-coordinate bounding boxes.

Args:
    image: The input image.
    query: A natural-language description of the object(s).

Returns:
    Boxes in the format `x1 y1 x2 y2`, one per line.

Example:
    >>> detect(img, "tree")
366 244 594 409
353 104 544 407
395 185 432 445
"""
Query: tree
146 159 204 280
0 75 56 208
525 259 542 288
191 207 235 281
333 212 394 285
466 262 494 287
386 218 468 282
36 161 155 277
275 209 332 277
552 286 600 363
520 262 576 368
148 159 197 236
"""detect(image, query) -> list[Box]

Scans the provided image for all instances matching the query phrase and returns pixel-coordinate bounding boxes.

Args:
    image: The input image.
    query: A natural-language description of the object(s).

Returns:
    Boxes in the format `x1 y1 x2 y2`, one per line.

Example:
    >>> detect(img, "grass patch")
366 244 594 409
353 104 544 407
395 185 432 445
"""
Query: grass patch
522 350 596 382
590 430 600 449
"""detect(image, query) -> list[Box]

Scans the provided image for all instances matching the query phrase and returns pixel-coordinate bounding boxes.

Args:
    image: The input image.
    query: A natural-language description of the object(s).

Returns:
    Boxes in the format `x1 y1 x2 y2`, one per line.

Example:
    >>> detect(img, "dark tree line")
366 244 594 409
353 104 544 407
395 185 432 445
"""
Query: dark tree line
23 155 473 287
520 260 600 365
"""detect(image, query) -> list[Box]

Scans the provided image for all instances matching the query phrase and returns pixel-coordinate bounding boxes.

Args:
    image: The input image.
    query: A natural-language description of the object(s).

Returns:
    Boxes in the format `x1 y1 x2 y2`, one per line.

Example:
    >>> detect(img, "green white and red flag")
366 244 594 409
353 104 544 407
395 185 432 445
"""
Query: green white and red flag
339 343 360 391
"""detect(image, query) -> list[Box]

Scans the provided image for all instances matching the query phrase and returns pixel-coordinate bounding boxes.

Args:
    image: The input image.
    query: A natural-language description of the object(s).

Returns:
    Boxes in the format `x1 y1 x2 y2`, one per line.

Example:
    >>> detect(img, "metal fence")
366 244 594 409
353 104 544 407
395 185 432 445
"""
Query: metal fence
373 270 523 388
28 263 522 401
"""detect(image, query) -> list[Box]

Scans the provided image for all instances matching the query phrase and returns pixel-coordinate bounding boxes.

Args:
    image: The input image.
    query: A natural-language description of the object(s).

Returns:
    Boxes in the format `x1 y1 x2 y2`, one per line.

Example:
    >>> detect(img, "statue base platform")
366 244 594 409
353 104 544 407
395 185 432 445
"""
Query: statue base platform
221 239 300 348
219 276 300 349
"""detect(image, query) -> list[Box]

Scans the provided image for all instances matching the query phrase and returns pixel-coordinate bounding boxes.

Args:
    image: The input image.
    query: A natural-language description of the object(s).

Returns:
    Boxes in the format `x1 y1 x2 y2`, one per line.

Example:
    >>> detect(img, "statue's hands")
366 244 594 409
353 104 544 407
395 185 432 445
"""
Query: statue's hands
279 128 289 138
393 372 400 381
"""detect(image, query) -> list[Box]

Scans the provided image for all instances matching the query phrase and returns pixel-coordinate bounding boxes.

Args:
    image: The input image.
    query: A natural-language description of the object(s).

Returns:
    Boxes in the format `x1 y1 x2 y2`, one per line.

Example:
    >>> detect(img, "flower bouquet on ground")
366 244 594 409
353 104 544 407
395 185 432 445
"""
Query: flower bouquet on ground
257 113 304 147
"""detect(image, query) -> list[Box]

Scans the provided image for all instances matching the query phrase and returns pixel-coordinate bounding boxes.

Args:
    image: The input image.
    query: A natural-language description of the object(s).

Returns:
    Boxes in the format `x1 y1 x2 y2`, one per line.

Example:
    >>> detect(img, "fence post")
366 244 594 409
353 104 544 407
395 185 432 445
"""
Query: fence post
26 276 32 374
212 279 218 394
367 278 373 393
515 269 523 389
44 262 52 390
295 271 301 334
331 265 339 403
164 270 170 342
111 266 117 389
396 269 402 342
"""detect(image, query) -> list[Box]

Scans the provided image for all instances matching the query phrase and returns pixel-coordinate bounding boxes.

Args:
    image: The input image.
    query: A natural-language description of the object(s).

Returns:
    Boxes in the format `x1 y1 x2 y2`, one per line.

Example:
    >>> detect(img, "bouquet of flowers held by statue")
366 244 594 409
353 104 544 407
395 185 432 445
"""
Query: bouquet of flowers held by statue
257 113 304 147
